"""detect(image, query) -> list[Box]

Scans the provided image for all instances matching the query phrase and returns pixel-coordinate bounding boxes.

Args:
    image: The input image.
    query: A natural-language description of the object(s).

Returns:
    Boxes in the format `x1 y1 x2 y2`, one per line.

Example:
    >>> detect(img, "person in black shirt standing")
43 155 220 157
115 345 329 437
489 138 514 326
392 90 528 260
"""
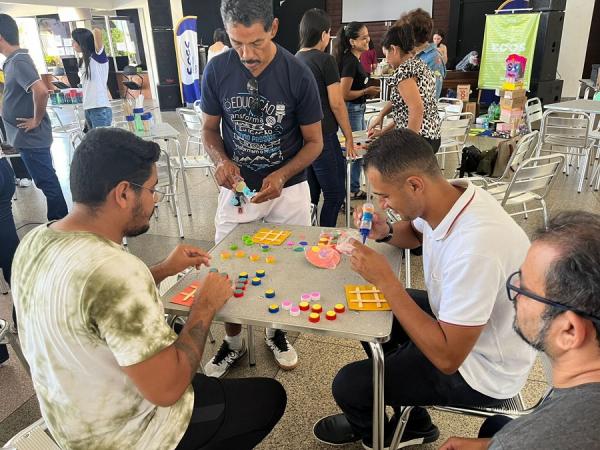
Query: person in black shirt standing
334 22 380 201
296 9 356 226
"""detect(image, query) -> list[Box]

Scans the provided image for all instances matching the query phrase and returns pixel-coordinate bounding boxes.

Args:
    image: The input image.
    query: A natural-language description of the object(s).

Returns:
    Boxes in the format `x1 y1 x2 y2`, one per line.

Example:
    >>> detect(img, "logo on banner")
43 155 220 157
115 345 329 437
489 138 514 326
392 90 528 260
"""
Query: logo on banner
178 29 197 85
175 16 200 104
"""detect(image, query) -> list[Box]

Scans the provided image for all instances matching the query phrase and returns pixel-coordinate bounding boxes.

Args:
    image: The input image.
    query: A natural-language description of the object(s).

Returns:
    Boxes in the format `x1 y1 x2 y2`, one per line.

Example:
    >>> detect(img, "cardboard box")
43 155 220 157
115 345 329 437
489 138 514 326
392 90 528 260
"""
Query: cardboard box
500 107 523 124
496 122 513 132
464 101 477 115
457 84 471 102
499 88 526 99
500 96 526 110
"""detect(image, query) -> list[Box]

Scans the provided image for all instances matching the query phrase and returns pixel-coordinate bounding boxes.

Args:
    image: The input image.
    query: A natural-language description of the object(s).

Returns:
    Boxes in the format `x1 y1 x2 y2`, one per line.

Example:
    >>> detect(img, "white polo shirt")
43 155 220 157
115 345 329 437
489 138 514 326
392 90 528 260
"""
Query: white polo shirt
412 179 536 399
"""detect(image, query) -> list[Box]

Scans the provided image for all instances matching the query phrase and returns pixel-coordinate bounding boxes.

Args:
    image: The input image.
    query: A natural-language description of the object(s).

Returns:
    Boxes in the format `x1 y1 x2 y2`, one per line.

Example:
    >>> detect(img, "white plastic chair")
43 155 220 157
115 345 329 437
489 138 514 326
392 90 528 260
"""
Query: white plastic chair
177 107 205 158
437 97 463 120
437 112 473 170
2 418 60 450
525 97 543 132
487 154 565 229
485 131 539 185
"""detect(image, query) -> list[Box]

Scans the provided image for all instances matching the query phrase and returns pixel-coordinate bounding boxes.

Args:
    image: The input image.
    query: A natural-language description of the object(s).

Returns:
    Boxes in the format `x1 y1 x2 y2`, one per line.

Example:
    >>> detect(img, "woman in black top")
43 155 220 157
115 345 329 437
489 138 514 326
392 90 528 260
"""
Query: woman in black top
334 22 380 200
296 9 355 226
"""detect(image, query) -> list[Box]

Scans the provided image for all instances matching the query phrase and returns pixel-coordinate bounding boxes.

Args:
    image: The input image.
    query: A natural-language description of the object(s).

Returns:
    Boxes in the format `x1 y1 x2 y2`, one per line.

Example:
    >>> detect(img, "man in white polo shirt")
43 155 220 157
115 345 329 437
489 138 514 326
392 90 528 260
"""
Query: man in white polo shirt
313 129 536 449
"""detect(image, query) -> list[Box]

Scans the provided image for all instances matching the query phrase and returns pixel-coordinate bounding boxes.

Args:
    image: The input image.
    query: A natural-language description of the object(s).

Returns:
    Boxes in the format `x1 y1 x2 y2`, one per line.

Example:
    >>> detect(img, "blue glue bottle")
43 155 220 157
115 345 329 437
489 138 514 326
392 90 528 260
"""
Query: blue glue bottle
359 203 375 243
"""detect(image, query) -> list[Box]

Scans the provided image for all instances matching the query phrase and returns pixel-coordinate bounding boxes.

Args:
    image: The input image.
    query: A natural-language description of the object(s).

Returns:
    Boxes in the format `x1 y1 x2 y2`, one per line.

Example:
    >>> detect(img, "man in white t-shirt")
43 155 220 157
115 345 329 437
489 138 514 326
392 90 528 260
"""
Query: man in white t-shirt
11 128 286 450
313 129 536 449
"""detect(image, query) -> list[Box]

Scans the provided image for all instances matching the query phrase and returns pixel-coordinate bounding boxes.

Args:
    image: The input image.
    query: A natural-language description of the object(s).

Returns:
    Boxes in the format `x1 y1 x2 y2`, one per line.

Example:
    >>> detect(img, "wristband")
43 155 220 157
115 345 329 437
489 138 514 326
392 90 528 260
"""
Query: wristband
375 221 394 243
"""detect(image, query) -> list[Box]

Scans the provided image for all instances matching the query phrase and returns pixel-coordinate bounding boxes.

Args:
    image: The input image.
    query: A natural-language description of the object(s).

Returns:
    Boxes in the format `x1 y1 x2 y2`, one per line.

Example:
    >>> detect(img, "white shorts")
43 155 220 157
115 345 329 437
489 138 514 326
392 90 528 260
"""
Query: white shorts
215 181 311 244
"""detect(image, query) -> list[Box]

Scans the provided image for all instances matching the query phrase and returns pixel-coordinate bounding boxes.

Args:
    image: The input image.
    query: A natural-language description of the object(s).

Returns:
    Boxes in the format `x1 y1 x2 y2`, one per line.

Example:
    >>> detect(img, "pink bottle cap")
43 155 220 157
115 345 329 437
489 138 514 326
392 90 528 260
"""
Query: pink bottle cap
301 293 312 302
310 291 321 301
281 300 293 310
290 306 301 316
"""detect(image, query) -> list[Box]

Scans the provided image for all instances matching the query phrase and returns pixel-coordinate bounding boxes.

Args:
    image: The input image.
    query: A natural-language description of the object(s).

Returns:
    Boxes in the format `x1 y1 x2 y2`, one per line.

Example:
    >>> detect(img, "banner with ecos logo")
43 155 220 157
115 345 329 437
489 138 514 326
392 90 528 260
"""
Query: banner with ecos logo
175 16 200 104
478 13 540 90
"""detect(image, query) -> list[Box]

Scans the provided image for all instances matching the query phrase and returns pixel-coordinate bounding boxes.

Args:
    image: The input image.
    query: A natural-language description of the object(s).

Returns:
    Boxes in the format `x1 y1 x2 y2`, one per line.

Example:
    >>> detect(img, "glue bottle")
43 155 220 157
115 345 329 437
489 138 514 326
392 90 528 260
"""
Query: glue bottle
359 203 375 243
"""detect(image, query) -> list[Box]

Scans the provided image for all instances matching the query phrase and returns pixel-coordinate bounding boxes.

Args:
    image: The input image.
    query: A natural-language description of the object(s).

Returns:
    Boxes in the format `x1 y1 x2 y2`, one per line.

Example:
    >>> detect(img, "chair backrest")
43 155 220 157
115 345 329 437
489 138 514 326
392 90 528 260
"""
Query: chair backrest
502 130 539 176
501 153 565 206
177 108 203 137
539 110 590 149
156 149 174 190
440 112 473 144
47 107 65 129
525 97 543 131
438 97 463 119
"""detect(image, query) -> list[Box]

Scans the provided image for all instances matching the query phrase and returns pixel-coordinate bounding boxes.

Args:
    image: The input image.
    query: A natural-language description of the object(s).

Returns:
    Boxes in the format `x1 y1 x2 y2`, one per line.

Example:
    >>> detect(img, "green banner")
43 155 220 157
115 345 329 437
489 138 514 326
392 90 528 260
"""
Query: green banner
478 13 540 90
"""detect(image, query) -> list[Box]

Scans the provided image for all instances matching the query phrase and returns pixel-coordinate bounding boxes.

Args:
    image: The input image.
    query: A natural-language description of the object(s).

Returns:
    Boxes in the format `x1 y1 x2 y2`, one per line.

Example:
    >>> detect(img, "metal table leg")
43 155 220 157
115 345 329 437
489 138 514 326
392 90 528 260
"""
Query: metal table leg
247 325 256 366
369 342 385 450
346 157 352 228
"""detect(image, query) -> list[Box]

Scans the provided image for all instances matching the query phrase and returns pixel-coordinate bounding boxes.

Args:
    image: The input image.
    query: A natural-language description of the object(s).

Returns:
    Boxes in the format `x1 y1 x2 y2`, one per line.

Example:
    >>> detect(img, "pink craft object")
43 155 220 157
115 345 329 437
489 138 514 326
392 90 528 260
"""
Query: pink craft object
305 245 341 269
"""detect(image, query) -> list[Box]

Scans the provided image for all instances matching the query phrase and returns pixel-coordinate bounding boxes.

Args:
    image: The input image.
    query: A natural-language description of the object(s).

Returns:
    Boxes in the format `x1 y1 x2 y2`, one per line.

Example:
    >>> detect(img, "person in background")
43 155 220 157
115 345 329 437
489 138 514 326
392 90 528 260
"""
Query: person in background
441 211 600 450
397 8 446 98
334 21 380 201
0 149 18 367
368 25 441 152
360 39 378 75
11 127 286 449
0 14 68 221
432 29 448 65
201 0 323 377
207 28 230 62
71 27 112 129
296 8 356 226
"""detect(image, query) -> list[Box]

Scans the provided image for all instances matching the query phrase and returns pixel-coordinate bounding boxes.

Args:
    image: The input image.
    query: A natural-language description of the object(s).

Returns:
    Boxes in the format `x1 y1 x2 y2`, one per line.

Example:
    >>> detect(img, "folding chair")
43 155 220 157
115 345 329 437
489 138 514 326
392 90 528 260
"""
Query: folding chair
485 131 539 185
535 110 592 193
177 108 205 158
109 99 126 125
437 112 473 170
437 97 463 120
487 154 565 229
0 318 30 375
2 418 60 450
525 97 543 132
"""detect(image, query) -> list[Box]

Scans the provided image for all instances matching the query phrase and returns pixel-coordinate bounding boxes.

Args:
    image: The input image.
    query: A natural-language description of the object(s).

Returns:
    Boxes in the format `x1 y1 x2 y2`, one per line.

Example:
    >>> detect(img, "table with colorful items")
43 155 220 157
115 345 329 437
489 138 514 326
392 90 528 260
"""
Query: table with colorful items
162 222 403 450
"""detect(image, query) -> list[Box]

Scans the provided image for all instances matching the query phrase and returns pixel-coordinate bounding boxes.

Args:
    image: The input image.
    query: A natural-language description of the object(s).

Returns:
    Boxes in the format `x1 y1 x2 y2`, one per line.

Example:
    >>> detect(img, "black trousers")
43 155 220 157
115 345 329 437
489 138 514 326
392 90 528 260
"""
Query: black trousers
332 289 499 442
176 374 286 450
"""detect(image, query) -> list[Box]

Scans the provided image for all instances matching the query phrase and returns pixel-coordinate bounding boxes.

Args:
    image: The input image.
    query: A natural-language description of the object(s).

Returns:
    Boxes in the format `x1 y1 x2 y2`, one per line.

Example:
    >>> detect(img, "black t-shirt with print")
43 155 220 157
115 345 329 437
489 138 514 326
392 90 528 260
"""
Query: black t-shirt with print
296 49 341 135
201 45 323 191
339 52 369 105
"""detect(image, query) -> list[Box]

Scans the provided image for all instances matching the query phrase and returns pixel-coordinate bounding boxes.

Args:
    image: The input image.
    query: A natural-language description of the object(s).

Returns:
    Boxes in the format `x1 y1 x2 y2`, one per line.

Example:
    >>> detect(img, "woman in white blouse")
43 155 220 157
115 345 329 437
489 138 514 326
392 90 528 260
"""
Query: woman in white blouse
207 29 229 62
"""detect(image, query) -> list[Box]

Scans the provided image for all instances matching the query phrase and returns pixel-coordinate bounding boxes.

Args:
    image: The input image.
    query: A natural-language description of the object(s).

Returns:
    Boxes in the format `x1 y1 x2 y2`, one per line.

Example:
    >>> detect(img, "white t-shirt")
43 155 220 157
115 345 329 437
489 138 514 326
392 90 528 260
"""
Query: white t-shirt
412 179 536 399
79 47 110 110
207 44 229 62
11 225 193 450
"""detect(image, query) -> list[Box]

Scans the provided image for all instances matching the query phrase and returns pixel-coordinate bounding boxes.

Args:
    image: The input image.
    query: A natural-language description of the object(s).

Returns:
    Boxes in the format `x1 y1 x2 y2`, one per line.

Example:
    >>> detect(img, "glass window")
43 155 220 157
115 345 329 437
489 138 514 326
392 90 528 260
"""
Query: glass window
37 17 74 71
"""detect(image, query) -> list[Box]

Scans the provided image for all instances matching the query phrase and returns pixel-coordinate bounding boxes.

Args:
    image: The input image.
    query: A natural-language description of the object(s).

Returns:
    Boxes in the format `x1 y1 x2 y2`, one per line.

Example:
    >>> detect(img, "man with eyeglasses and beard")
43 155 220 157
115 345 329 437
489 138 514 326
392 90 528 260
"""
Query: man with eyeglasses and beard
441 210 600 450
11 128 286 450
201 0 323 377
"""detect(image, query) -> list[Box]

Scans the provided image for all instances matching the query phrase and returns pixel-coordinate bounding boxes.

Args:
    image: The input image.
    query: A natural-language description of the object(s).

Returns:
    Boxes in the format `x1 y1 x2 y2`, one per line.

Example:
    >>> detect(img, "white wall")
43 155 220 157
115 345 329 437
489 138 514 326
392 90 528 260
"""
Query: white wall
557 0 596 98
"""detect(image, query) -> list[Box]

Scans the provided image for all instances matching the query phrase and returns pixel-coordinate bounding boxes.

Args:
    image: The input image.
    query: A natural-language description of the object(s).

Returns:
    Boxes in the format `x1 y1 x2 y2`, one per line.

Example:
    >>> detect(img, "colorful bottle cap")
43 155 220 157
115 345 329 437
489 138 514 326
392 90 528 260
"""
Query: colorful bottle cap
256 269 266 278
229 244 238 251
265 255 276 264
221 273 229 280
311 303 323 313
290 305 301 316
294 246 305 252
299 241 308 246
301 293 312 302
249 254 260 262
235 250 246 258
220 251 231 260
265 289 275 298
311 246 320 253
234 289 244 298
326 311 337 321
334 303 346 313
299 301 310 311
286 241 295 247
261 245 270 252
235 282 246 290
251 277 261 286
239 272 249 279
310 291 321 302
268 304 279 314
281 300 292 310
208 268 219 273
309 312 320 323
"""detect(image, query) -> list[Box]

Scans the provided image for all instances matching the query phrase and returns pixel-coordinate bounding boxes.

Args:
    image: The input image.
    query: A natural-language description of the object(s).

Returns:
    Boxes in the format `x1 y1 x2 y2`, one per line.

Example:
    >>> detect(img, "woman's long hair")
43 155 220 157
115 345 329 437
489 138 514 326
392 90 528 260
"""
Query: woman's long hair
333 21 365 66
299 8 331 49
72 28 96 80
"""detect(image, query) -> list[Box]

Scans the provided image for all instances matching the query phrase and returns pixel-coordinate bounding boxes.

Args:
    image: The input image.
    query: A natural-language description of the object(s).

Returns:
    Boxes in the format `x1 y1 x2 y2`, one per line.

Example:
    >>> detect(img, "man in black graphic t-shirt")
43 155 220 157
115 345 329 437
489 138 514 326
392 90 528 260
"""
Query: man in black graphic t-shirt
201 0 323 378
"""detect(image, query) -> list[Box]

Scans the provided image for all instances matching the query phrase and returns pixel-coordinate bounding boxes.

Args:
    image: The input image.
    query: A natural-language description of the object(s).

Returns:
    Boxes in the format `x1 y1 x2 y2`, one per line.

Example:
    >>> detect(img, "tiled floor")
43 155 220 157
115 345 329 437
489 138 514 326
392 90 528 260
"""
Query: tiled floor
1 111 598 448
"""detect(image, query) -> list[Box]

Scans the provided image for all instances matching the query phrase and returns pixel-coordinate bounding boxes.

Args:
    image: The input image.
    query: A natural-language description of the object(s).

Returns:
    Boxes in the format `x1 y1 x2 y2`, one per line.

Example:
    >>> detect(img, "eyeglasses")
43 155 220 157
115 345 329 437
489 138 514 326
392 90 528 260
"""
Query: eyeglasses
129 182 166 203
506 271 600 324
247 78 261 115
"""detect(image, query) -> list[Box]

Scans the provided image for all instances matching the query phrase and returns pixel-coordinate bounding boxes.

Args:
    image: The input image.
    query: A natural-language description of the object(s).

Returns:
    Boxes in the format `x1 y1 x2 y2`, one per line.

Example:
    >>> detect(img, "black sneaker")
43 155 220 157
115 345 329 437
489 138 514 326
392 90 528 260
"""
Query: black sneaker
361 422 440 450
313 413 361 446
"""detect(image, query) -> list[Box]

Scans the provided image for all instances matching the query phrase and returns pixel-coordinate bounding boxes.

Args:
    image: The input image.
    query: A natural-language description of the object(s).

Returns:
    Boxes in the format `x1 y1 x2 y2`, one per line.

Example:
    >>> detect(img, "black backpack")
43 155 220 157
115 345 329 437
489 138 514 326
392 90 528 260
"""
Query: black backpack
459 145 482 177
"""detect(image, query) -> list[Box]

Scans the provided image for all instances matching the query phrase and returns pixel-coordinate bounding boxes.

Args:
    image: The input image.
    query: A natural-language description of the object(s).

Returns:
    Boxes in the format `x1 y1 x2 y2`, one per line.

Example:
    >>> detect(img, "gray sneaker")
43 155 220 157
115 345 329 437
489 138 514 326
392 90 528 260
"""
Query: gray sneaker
265 329 298 370
203 339 246 378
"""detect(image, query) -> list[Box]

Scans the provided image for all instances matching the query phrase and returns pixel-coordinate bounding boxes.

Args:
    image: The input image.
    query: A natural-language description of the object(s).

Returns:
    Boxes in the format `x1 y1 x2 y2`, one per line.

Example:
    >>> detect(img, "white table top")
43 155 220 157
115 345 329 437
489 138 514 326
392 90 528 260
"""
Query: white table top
141 122 180 140
544 99 600 115
162 222 403 343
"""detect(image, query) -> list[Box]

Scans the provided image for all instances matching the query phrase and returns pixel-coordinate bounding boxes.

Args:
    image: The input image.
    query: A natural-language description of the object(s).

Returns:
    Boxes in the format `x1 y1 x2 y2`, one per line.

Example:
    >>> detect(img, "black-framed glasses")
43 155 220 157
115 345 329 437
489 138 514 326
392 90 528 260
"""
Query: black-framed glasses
246 78 261 114
506 271 600 324
129 182 166 202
